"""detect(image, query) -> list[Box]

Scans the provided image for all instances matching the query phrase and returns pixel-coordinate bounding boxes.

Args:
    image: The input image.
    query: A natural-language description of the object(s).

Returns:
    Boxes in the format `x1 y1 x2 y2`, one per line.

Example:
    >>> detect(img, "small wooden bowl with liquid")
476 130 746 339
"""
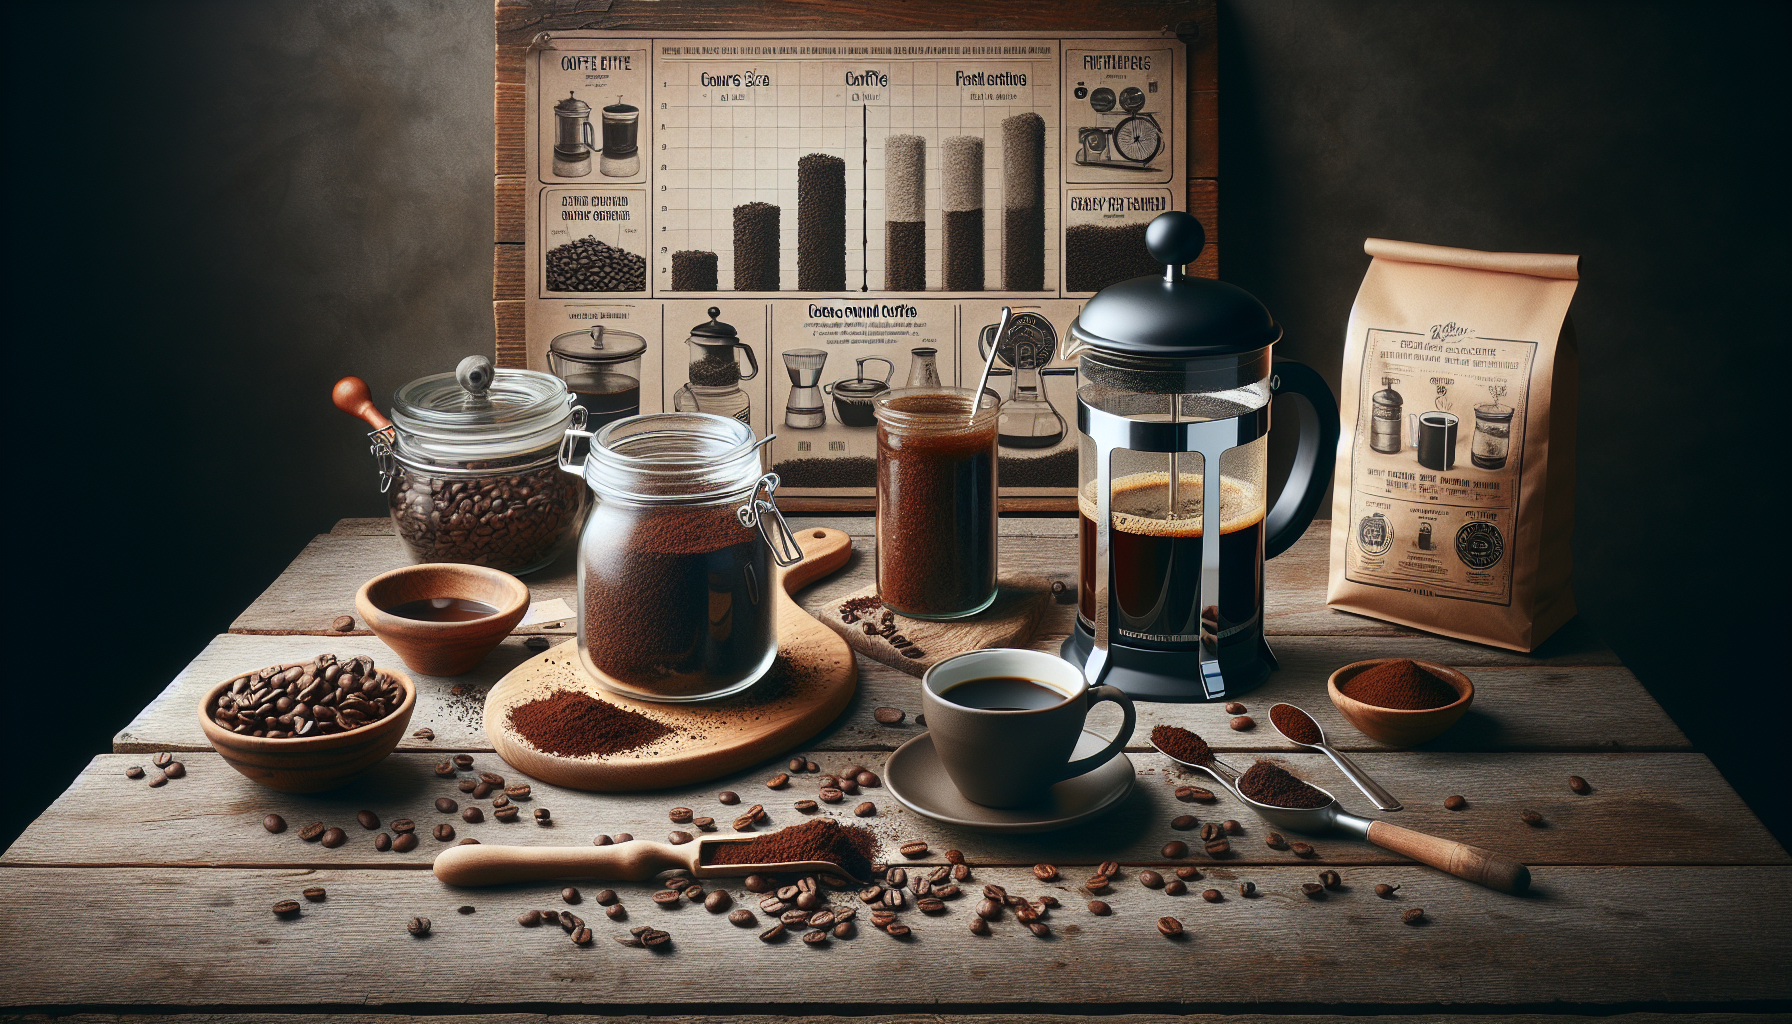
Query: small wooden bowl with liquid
355 564 530 676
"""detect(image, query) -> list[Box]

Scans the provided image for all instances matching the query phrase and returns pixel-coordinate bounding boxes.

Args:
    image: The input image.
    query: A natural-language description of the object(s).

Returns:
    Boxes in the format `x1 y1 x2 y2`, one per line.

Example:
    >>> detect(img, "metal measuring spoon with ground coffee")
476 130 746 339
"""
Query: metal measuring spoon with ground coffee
432 818 875 887
1150 725 1530 894
1266 702 1402 810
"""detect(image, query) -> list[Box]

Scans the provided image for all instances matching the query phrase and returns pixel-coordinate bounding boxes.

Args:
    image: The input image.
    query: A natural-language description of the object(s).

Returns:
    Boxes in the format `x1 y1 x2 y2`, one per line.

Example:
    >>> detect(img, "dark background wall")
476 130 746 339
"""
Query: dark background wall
4 0 1786 851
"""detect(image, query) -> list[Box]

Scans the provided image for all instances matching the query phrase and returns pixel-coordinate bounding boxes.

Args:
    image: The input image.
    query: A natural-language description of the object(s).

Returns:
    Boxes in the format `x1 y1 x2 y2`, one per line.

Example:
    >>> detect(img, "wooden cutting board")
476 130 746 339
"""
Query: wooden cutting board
816 576 1054 677
483 527 856 791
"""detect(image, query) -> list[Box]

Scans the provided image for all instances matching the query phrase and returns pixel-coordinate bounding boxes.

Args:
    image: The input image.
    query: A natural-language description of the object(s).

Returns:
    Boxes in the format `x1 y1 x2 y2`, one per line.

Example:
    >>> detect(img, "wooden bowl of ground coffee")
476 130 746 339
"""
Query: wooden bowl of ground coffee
1327 658 1473 748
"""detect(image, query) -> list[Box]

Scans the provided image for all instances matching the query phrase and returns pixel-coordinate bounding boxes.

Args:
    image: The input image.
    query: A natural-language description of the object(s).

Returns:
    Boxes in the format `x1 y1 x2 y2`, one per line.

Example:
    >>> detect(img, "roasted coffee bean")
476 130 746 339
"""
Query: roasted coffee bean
1302 883 1326 899
717 791 739 805
870 910 897 928
163 762 186 779
692 816 714 831
856 771 881 788
1171 814 1199 831
739 875 770 894
528 807 550 824
1022 920 1049 937
696 891 728 913
858 885 886 904
801 928 830 946
732 814 758 831
541 910 561 926
805 759 820 772
272 899 301 917
668 806 694 823
614 833 633 842
873 707 906 724
727 908 755 927
1175 866 1202 880
818 787 845 804
461 806 484 823
1319 870 1342 889
301 886 327 902
834 919 857 939
1569 775 1592 795
494 806 520 822
473 783 494 800
917 897 946 914
766 773 790 789
592 834 612 846
788 757 806 772
833 906 858 922
456 905 475 916
332 615 356 632
886 868 908 889
683 885 705 902
807 909 836 929
1375 883 1401 898
651 890 682 906
1521 809 1545 826
976 897 1002 919
432 824 455 842
390 818 415 834
935 884 964 900
1176 786 1217 803
1266 832 1289 850
900 840 929 857
855 802 877 817
125 766 145 779
839 778 859 795
1402 907 1427 925
571 926 593 945
1088 899 1112 915
504 784 531 800
667 831 693 845
263 813 287 834
747 804 769 824
478 772 505 786
374 832 392 851
393 832 418 852
759 922 787 942
1230 716 1254 731
1157 916 1184 937
558 886 581 904
613 933 641 948
1201 822 1223 841
1162 841 1189 858
1164 880 1187 896
780 909 810 925
794 799 818 814
1444 794 1467 810
148 773 170 788
795 891 822 911
883 888 906 909
518 910 542 926
452 754 474 769
1223 819 1242 835
1023 862 1055 881
1204 838 1231 855
320 827 347 848
457 838 480 846
665 877 693 890
1084 874 1111 892
434 798 458 814
1238 880 1257 897
884 923 911 938
1139 870 1165 889
357 810 382 829
1201 888 1223 903
605 904 627 921
457 779 477 793
154 752 174 768
1098 860 1121 878
1224 701 1247 714
407 916 431 936
434 760 457 777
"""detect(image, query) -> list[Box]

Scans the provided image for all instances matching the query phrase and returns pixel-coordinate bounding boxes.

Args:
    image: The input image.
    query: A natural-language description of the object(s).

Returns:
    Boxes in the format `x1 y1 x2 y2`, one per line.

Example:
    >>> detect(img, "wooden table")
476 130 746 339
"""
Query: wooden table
4 517 1787 1021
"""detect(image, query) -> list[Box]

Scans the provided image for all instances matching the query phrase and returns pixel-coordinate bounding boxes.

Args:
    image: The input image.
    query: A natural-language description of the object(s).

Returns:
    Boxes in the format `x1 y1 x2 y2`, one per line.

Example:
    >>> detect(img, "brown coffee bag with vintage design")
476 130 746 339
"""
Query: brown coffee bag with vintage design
1327 238 1579 651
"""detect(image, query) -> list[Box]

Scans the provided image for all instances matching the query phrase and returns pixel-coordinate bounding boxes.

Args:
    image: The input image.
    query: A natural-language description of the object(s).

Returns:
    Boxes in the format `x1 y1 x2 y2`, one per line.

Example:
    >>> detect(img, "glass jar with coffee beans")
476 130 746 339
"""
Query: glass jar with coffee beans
338 356 588 576
559 412 803 701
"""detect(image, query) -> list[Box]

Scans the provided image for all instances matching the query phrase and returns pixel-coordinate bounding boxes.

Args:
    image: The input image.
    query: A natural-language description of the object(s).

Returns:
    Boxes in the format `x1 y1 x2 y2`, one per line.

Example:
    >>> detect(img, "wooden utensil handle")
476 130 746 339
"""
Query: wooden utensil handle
332 376 392 432
1365 820 1531 894
432 840 684 887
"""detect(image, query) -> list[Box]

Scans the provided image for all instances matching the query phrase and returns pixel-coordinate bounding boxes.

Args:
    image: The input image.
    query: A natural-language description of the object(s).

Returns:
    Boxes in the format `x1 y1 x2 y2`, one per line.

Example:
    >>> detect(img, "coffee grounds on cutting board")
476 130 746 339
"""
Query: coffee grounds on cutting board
1152 725 1214 767
708 819 875 879
507 689 674 757
1239 761 1331 809
1340 659 1460 710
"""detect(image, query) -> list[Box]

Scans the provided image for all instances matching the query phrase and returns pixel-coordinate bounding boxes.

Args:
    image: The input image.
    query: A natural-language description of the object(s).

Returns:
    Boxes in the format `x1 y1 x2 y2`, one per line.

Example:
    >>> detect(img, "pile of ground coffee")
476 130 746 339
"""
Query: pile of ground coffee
671 250 718 291
1238 761 1331 809
1340 659 1461 710
1151 725 1214 767
507 689 674 757
1269 704 1322 745
708 819 876 879
797 153 846 290
733 202 781 290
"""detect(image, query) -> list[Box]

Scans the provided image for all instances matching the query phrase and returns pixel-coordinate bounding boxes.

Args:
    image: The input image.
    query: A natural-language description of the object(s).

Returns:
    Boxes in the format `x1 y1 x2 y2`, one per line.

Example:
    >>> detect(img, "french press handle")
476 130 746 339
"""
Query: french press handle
736 341 760 382
1264 360 1340 559
582 120 596 153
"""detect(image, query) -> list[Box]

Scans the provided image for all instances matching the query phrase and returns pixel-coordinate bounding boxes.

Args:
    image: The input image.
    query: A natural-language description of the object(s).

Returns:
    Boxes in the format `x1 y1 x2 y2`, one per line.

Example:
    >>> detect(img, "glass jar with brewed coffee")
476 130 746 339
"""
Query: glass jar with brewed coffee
559 413 802 701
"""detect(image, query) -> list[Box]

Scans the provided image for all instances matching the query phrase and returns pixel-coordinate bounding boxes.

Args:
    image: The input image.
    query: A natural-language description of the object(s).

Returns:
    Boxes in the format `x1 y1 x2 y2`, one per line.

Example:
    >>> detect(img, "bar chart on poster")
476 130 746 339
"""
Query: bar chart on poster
523 33 1188 501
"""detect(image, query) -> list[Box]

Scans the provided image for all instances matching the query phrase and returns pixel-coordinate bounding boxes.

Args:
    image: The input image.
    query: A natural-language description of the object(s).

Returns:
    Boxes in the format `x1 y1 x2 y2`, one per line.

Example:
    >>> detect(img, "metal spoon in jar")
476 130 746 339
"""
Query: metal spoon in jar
1268 702 1402 811
1149 733 1529 894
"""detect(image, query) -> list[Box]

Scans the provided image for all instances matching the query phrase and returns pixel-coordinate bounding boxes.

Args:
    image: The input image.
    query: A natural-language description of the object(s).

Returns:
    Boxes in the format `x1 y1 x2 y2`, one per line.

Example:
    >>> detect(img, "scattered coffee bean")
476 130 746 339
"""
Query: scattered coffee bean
953 863 971 882
801 928 831 946
534 808 552 823
726 908 755 927
432 824 455 842
390 818 415 834
777 883 801 899
457 779 476 793
494 806 520 822
747 805 768 824
614 833 633 842
298 821 326 841
780 909 810 925
1224 701 1247 714
732 814 758 831
855 802 877 817
414 728 436 740
703 890 732 913
717 791 739 805
1238 880 1257 897
796 891 822 910
1444 795 1467 810
1032 863 1058 881
125 766 145 780
458 838 480 845
1098 860 1121 878
1319 870 1342 890
1175 866 1202 880
147 772 169 788
461 806 484 824
1199 888 1222 903
606 904 627 920
900 840 929 857
870 910 897 928
434 761 457 778
321 828 347 848
857 771 881 788
829 919 854 939
1176 786 1217 802
1164 880 1187 896
1302 883 1326 899
1205 838 1231 855
452 754 474 769
472 783 494 799
542 910 562 926
839 778 859 794
794 799 818 814
1521 809 1544 826
884 923 911 938
1088 899 1113 915
434 798 458 814
153 752 173 768
518 910 542 926
1162 841 1188 859
666 830 692 845
1085 874 1110 892
766 773 790 789
456 905 475 915
977 898 1001 919
1265 832 1288 850
1402 907 1427 925
592 834 612 846
669 806 694 823
407 916 431 936
504 784 531 800
1375 883 1401 898
393 832 418 852
163 762 186 779
1158 916 1184 937
478 772 505 786
1139 870 1165 889
1201 822 1223 841
301 886 327 902
572 926 594 945
1223 819 1242 835
1027 921 1051 937
873 707 906 725
273 899 301 917
1230 716 1254 730
818 787 845 804
1289 842 1315 857
555 886 579 905
651 890 682 906
808 910 837 930
374 832 392 851
917 897 946 914
524 635 550 652
759 922 787 942
332 615 355 632
263 814 287 834
1171 814 1198 831
1569 775 1591 795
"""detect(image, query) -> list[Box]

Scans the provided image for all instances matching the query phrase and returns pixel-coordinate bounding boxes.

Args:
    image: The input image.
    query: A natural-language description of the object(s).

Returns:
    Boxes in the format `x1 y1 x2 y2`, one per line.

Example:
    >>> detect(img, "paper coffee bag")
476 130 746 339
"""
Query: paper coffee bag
1327 239 1579 651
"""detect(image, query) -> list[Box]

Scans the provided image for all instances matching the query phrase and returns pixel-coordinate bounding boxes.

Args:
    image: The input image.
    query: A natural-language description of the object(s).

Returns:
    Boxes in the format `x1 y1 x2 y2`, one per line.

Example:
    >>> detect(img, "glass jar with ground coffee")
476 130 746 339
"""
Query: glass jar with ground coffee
368 357 589 576
873 387 999 619
560 412 803 701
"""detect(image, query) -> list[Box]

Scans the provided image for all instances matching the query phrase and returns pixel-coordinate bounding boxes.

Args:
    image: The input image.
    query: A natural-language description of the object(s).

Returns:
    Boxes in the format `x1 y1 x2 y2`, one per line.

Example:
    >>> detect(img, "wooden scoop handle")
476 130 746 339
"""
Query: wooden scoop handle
432 840 690 887
1366 820 1531 894
332 376 392 432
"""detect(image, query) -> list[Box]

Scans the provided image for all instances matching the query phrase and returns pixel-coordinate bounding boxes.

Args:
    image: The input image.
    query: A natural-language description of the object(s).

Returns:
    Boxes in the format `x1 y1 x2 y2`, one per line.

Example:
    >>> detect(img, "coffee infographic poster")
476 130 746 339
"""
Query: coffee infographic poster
522 31 1188 502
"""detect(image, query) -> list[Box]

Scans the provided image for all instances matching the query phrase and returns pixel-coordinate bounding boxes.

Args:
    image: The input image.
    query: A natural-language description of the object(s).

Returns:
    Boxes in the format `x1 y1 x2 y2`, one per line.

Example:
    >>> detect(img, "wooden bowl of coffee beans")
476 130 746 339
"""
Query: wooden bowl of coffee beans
1327 658 1473 748
198 655 416 792
354 562 530 676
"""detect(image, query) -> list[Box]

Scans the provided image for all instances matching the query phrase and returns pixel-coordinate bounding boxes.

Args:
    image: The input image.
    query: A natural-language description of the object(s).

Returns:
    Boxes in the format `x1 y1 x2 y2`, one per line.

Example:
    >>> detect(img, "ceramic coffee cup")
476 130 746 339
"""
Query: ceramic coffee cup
921 648 1136 808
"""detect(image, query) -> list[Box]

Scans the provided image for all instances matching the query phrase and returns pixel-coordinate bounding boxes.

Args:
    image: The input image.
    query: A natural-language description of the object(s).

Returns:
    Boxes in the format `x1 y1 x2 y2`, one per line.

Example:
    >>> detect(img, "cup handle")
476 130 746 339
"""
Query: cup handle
1056 685 1136 782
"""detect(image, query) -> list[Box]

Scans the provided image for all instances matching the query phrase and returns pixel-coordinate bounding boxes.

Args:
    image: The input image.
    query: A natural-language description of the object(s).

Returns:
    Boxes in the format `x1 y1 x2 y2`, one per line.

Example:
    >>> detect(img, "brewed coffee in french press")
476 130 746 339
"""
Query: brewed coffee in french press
1060 211 1340 701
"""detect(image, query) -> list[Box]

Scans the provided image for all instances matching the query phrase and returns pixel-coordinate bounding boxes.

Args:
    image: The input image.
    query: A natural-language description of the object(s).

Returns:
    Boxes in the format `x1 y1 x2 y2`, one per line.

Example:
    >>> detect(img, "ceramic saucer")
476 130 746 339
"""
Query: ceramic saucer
884 729 1135 833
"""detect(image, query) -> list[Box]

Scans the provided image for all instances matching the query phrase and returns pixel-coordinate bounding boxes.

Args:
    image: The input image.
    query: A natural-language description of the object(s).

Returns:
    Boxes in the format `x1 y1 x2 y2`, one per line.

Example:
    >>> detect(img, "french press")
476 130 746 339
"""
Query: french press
552 92 596 177
1059 212 1340 702
547 324 646 428
975 312 1076 448
673 307 759 424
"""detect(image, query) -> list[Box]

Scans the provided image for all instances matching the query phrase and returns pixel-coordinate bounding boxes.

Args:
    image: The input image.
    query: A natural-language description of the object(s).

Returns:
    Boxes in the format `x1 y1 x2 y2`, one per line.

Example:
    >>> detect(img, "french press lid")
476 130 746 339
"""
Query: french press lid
1067 211 1281 359
690 306 738 340
554 92 591 115
550 324 647 364
1373 377 1403 410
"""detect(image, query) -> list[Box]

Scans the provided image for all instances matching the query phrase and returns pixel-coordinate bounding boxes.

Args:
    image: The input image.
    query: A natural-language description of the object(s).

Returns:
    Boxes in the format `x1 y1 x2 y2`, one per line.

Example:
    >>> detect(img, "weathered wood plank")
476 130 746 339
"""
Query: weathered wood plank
2 863 1786 1009
495 80 524 178
495 174 523 245
14 751 1775 870
5 1016 1777 1024
494 243 524 301
114 632 1668 755
494 299 525 368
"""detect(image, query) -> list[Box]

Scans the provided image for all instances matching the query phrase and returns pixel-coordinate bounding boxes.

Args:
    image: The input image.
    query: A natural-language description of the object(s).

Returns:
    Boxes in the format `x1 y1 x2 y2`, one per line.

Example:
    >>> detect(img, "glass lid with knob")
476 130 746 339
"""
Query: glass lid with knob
391 355 577 460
